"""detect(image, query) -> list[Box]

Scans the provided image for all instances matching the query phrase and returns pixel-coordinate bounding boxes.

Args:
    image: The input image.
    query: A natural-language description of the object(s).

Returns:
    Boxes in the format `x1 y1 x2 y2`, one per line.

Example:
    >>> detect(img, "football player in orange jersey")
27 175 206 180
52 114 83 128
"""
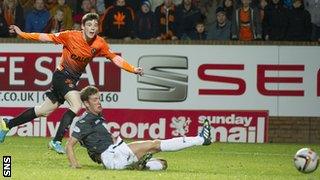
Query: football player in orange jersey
0 13 143 154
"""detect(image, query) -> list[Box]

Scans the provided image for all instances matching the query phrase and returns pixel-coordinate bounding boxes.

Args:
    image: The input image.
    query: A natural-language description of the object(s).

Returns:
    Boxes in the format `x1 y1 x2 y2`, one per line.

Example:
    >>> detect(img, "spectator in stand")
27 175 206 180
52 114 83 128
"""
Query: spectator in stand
199 0 218 30
221 0 236 21
231 0 262 40
125 0 141 12
154 0 178 40
105 0 114 9
176 0 202 39
85 0 105 15
259 0 268 39
45 0 56 10
173 0 183 5
72 21 81 30
0 7 10 37
150 0 163 12
235 0 260 8
66 0 77 13
101 0 135 40
207 7 231 40
44 7 64 33
285 0 311 41
283 0 293 9
304 0 320 42
192 0 200 6
263 0 287 40
134 0 156 39
25 0 50 32
19 0 34 16
189 20 207 39
259 0 268 20
50 0 73 30
73 0 95 27
2 0 25 34
104 0 140 12
149 0 185 12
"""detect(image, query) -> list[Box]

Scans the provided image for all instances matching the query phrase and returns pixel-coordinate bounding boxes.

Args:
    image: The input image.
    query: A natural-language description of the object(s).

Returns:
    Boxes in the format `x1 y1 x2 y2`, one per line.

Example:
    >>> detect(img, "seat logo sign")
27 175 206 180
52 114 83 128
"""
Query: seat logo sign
137 55 188 102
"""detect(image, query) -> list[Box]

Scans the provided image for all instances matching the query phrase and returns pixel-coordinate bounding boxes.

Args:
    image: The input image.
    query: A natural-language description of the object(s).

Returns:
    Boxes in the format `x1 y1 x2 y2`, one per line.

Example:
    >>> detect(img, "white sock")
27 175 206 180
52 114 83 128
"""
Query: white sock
146 159 164 171
160 136 204 152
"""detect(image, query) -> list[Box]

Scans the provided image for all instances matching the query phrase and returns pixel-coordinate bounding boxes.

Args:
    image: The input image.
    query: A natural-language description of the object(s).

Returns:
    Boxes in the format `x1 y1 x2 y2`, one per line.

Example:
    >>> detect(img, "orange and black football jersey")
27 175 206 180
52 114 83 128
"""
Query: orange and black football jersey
18 30 135 77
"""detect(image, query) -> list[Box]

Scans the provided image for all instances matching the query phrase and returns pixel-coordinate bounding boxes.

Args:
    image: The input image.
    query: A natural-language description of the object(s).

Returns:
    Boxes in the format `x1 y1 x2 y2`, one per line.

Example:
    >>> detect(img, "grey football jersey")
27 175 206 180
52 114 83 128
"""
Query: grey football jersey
72 112 113 154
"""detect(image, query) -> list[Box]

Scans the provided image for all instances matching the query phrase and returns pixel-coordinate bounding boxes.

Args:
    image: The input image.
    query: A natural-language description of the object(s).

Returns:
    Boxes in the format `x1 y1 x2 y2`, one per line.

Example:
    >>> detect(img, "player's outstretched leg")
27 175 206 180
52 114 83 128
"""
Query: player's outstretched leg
49 91 81 154
199 119 212 145
0 117 9 143
124 119 212 170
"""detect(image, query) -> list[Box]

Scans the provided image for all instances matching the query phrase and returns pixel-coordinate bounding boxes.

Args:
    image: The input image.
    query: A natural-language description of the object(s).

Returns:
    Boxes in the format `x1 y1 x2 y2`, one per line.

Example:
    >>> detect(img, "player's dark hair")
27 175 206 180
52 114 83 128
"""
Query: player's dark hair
81 13 99 25
80 86 99 102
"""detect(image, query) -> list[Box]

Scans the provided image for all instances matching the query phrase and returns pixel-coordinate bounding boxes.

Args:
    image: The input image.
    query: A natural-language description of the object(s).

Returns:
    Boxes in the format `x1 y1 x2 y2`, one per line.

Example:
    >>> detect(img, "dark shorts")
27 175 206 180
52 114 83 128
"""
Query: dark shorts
311 24 320 41
45 70 79 104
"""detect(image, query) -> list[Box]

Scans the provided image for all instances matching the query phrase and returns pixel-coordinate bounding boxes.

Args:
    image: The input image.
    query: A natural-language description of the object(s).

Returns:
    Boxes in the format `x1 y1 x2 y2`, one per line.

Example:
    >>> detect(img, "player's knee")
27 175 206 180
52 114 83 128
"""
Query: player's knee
34 106 51 117
38 111 51 117
152 140 161 151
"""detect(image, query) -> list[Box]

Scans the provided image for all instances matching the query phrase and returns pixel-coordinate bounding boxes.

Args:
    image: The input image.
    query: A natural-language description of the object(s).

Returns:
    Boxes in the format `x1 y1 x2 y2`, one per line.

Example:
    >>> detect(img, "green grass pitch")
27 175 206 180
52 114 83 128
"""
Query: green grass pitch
0 137 319 180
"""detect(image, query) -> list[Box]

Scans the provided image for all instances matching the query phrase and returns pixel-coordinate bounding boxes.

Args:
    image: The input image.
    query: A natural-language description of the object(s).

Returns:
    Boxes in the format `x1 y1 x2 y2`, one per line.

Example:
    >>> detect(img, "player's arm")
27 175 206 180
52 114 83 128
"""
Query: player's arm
111 55 143 75
100 40 143 75
9 25 65 42
66 136 82 169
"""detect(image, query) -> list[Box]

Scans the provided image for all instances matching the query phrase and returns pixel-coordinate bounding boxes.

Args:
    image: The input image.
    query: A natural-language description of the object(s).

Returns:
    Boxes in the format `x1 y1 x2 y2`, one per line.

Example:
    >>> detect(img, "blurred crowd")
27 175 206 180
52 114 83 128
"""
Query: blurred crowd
0 0 319 42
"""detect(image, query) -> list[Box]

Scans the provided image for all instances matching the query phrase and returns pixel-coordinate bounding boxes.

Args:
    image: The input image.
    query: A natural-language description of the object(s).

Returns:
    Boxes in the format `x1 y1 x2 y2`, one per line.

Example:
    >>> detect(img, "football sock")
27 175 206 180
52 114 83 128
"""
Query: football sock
146 159 165 171
160 136 204 151
7 108 37 129
53 109 76 142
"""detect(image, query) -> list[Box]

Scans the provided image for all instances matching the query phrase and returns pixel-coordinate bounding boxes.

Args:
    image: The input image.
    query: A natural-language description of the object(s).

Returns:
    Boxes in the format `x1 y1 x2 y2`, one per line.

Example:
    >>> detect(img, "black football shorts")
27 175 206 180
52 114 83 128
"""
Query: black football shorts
45 69 79 104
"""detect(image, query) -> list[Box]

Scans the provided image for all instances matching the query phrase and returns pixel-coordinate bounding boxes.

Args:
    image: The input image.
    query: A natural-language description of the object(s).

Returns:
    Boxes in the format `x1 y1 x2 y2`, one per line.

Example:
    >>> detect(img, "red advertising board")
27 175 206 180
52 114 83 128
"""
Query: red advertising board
0 53 120 91
2 108 268 143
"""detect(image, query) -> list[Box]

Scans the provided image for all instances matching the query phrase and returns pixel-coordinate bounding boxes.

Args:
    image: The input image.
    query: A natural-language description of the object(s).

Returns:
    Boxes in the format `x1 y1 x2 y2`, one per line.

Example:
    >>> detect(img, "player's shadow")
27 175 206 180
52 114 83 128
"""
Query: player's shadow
80 164 106 170
79 164 138 171
80 164 201 173
166 169 207 173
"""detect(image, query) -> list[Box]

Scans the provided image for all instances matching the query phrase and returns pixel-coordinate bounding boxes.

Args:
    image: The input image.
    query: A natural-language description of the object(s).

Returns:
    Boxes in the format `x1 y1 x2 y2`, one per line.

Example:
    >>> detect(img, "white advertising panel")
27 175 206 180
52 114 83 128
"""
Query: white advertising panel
0 44 319 117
